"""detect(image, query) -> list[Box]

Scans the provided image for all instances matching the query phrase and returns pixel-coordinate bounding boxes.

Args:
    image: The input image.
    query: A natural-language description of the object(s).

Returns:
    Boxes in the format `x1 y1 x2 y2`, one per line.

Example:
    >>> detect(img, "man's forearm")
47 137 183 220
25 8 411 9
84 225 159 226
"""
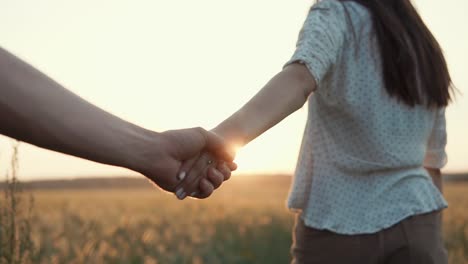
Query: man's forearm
0 47 154 172
213 64 315 147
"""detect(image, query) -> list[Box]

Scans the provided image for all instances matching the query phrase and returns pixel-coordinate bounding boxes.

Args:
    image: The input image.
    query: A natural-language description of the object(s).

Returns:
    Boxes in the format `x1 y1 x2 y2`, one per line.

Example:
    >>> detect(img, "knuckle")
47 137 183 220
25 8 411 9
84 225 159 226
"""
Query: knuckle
221 166 230 175
209 170 222 182
195 127 207 136
202 179 214 191
199 191 210 199
211 179 221 189
215 178 223 188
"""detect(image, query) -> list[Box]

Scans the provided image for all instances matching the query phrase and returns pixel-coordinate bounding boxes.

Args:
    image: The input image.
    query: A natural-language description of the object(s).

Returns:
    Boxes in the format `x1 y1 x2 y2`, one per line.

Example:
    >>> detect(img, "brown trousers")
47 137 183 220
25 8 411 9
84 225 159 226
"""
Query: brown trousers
291 211 448 264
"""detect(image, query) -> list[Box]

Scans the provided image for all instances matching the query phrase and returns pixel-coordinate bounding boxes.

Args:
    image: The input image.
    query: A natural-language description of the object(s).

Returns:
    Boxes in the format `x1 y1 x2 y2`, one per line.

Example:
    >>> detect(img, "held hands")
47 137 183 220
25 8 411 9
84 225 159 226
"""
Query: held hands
174 140 237 200
135 127 236 197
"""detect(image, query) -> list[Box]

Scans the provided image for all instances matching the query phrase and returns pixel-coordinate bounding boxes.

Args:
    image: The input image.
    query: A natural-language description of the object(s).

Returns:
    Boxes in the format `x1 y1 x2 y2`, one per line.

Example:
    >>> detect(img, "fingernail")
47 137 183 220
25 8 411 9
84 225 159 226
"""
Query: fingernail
190 191 198 197
175 188 184 199
177 171 186 181
179 192 187 200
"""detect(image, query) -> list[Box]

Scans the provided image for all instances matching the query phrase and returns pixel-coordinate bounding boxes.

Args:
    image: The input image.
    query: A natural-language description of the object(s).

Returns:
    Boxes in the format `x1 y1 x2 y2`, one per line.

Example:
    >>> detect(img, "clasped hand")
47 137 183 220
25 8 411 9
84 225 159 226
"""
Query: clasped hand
174 142 236 200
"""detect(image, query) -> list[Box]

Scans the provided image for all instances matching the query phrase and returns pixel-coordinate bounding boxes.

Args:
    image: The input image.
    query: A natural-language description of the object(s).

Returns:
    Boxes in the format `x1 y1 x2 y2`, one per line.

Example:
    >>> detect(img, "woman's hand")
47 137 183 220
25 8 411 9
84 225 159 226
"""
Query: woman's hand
135 128 236 196
174 151 237 200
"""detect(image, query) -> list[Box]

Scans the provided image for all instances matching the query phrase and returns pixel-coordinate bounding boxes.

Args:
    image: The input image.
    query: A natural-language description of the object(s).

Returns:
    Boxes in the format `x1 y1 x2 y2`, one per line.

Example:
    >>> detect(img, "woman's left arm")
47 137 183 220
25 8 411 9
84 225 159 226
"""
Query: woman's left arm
174 0 349 199
212 63 316 147
174 63 316 199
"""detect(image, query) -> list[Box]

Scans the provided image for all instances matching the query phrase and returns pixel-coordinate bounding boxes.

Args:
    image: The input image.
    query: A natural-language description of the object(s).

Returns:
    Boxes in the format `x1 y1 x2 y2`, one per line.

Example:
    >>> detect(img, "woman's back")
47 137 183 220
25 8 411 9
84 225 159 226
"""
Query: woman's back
314 2 443 173
285 0 448 234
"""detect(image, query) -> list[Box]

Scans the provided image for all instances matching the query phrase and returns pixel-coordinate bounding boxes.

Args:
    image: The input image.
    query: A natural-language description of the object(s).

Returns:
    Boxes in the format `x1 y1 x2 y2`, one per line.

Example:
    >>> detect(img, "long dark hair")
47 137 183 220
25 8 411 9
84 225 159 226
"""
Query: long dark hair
339 0 453 108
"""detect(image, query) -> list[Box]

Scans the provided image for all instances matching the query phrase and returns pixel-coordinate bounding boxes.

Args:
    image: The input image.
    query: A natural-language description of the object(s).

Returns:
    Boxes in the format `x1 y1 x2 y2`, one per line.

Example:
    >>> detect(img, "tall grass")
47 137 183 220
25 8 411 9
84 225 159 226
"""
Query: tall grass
0 144 466 263
28 182 468 264
0 142 35 264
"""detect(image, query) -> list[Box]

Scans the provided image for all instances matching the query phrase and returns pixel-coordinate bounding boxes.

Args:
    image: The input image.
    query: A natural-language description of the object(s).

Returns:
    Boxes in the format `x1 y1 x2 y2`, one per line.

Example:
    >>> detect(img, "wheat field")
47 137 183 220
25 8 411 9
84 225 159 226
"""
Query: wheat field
6 176 468 264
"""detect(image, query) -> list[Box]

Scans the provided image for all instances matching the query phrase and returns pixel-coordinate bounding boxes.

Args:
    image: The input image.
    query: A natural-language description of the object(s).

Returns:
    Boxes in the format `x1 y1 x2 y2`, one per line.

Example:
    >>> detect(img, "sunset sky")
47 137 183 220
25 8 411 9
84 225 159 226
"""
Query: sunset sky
0 0 467 180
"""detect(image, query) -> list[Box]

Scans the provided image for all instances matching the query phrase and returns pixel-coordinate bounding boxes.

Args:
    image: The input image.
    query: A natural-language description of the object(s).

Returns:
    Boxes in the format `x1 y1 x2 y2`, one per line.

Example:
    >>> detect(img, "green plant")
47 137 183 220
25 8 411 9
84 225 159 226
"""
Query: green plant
0 141 35 264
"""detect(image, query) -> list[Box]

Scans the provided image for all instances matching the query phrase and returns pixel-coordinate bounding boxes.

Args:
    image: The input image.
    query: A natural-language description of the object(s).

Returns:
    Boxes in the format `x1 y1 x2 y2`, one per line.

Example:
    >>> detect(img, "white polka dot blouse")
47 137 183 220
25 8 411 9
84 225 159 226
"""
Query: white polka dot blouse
284 0 448 234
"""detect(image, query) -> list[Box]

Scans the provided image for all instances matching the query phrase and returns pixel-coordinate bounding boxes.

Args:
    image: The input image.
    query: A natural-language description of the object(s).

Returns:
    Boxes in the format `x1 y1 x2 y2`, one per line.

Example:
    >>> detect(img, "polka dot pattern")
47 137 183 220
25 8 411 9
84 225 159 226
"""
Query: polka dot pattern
283 0 448 235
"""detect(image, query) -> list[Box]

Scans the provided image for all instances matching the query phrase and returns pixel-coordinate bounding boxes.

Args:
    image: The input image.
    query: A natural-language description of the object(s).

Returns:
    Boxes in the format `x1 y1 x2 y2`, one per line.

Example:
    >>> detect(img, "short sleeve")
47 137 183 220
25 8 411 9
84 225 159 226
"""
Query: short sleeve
284 0 348 86
423 108 448 169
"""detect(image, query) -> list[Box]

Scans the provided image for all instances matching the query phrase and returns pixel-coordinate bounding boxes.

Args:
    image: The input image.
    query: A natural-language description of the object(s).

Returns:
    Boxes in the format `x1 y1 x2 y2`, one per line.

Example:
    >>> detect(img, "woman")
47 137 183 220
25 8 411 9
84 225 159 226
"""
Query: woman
176 0 452 263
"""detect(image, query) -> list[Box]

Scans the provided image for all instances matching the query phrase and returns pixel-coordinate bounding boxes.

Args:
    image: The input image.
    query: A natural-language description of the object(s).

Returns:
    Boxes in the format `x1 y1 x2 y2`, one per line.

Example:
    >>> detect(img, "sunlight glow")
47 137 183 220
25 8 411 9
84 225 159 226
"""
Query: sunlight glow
0 0 466 179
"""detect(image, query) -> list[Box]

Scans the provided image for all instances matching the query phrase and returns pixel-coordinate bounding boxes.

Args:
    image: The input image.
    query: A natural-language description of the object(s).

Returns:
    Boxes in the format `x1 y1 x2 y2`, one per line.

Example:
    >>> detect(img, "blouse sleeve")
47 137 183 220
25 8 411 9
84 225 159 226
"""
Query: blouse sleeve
423 108 448 169
284 0 348 86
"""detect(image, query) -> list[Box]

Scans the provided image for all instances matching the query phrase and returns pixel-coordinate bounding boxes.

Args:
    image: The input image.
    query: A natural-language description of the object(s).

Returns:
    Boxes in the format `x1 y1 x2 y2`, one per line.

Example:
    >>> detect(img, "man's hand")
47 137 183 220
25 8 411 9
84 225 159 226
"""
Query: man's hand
0 47 235 198
173 150 235 200
135 127 236 196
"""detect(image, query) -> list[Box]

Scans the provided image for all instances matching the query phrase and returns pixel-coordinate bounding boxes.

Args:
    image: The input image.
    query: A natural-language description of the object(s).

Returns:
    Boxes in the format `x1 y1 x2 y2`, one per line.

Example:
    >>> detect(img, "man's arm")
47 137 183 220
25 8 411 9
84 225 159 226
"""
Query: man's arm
0 47 156 172
0 47 234 195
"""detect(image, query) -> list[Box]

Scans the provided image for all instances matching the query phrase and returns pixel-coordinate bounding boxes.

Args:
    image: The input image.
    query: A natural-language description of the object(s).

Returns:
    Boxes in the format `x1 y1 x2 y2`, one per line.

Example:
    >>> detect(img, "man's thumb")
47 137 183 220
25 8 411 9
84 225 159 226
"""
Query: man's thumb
202 130 235 162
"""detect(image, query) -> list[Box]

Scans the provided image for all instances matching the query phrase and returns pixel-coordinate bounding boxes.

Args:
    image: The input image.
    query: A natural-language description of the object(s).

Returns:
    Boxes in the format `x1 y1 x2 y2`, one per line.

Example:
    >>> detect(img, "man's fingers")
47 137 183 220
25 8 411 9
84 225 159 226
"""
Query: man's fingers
173 145 234 200
198 178 215 198
226 161 238 171
207 167 224 189
189 178 214 199
190 167 226 199
215 163 232 181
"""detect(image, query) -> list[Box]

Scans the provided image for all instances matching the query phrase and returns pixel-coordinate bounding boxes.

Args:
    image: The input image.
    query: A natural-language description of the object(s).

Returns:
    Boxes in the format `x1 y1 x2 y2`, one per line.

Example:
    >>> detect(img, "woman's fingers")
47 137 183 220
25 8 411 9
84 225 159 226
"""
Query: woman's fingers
174 152 215 200
174 152 236 200
176 154 200 182
173 155 202 199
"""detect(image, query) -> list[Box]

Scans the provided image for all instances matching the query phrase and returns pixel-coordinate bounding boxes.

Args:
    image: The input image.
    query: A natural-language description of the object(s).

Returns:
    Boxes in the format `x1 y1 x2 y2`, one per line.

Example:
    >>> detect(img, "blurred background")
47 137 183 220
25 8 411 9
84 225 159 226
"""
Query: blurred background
0 0 467 263
0 0 467 179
